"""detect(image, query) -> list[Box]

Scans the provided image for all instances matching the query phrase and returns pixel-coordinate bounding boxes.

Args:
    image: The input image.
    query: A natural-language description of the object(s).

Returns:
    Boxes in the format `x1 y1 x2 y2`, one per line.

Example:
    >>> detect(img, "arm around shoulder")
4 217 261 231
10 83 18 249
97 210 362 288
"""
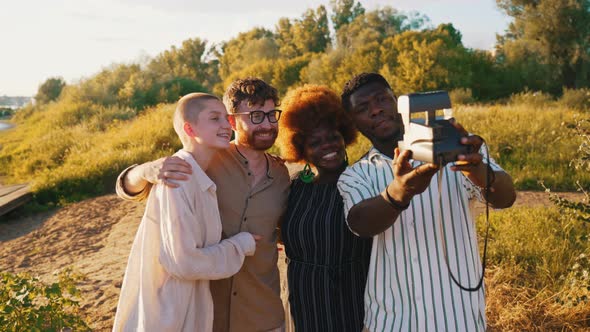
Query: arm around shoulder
116 164 152 202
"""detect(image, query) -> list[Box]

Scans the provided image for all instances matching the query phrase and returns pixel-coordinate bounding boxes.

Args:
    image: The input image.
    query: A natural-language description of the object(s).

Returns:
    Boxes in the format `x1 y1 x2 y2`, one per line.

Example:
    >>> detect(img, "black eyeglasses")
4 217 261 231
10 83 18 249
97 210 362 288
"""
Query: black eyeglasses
232 110 282 124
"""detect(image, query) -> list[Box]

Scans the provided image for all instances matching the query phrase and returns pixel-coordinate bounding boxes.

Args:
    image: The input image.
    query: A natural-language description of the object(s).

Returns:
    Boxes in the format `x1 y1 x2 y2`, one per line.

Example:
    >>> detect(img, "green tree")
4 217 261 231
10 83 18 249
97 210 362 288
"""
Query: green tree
216 28 278 92
35 77 66 104
496 0 590 90
380 24 471 94
275 18 297 58
271 54 313 95
275 6 330 58
148 38 218 89
330 0 365 31
292 6 330 54
302 7 428 89
76 64 141 107
466 49 515 100
116 38 215 109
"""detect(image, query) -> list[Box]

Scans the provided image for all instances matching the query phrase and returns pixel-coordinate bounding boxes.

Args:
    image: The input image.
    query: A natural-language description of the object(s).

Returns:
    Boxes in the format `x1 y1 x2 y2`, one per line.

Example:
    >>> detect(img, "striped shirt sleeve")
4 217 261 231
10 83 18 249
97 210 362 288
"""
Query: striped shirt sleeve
337 161 380 235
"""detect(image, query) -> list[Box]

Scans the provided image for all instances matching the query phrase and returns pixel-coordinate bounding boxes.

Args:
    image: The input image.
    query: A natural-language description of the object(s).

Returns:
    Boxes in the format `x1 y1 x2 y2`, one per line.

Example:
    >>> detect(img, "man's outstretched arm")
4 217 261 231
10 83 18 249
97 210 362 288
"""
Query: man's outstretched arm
342 149 439 238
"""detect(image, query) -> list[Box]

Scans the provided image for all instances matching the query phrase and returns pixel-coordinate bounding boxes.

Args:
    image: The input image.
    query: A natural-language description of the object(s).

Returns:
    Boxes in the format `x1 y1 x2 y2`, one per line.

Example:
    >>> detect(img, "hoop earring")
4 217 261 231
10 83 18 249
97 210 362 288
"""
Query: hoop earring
343 150 349 166
299 163 315 183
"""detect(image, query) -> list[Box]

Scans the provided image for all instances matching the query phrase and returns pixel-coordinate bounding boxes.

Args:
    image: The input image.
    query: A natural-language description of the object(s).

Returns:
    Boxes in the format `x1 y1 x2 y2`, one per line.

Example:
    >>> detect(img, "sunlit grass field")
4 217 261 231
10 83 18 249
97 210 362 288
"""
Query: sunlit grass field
478 206 590 330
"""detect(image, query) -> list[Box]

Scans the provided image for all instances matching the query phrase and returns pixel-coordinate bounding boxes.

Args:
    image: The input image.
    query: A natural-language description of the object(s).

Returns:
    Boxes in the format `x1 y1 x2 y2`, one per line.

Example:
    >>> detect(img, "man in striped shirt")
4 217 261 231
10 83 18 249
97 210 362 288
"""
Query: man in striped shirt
337 73 516 331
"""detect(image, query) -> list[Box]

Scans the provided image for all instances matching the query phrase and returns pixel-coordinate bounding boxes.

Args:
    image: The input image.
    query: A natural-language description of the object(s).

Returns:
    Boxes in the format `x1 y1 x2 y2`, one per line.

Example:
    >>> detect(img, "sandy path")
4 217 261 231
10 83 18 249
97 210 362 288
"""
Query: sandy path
0 196 144 330
0 191 584 330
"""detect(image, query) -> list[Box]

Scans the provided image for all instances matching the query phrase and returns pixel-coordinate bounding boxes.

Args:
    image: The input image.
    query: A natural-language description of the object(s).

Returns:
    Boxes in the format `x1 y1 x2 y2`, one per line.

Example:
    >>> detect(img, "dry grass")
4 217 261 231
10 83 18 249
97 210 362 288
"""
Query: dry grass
479 206 590 330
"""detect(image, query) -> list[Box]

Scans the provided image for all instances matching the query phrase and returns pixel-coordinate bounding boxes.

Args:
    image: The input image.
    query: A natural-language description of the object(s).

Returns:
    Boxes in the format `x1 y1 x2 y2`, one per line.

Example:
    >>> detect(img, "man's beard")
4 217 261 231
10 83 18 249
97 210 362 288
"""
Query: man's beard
239 128 278 151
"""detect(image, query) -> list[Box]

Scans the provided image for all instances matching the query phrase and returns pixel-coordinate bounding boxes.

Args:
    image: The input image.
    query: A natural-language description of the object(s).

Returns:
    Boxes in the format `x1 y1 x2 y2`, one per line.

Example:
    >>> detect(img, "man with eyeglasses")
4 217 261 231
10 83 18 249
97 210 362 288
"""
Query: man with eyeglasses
115 77 290 332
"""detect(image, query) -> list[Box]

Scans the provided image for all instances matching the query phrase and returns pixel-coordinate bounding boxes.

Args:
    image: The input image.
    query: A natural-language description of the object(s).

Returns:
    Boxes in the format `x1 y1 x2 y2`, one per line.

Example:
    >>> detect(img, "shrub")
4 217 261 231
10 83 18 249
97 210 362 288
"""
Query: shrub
449 88 474 105
0 107 15 118
544 116 590 224
560 88 590 111
0 268 90 331
509 90 554 108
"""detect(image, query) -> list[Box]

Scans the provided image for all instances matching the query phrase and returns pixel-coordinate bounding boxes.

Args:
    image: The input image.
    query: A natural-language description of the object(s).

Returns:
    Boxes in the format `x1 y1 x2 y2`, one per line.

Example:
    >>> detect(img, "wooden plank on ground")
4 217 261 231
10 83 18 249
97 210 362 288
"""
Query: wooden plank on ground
0 184 31 217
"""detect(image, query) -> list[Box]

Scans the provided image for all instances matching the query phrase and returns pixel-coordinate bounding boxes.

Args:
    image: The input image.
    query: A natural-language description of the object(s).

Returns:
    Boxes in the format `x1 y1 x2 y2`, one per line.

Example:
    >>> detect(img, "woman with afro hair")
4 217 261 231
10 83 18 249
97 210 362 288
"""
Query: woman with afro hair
276 85 372 331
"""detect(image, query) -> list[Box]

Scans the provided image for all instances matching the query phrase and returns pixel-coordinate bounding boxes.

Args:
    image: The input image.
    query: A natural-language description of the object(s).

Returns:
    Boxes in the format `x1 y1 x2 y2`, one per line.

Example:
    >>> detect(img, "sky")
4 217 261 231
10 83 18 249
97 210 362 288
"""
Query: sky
0 0 510 96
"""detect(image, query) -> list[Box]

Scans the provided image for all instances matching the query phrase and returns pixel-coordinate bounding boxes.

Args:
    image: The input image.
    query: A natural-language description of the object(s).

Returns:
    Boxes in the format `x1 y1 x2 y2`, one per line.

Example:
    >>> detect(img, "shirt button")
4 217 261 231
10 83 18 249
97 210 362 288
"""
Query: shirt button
248 172 251 176
233 292 237 296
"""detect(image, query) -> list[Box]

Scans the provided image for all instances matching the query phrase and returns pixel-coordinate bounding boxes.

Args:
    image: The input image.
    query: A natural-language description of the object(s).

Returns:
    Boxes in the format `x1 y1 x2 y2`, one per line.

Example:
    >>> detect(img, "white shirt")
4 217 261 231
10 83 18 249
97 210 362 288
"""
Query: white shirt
113 150 255 332
337 147 502 332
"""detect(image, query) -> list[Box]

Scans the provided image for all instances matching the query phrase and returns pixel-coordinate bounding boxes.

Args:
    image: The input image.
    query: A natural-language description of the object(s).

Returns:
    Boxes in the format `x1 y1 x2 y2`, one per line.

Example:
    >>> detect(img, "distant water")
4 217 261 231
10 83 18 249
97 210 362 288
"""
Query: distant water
0 122 13 131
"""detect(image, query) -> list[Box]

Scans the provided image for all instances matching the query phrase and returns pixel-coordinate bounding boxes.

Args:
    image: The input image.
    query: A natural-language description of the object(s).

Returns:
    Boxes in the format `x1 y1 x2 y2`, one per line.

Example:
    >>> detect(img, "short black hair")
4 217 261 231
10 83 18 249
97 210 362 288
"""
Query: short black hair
341 73 393 112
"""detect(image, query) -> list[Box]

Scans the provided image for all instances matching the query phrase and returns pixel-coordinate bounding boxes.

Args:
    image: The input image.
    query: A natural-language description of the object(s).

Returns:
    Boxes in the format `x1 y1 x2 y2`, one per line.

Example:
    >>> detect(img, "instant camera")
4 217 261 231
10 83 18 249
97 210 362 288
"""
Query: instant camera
397 91 472 165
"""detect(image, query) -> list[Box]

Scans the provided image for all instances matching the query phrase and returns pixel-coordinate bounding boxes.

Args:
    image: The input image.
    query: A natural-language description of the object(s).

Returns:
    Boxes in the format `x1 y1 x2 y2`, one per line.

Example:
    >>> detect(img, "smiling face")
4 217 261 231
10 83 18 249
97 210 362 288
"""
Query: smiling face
349 81 403 146
303 126 346 172
232 99 279 151
188 99 232 150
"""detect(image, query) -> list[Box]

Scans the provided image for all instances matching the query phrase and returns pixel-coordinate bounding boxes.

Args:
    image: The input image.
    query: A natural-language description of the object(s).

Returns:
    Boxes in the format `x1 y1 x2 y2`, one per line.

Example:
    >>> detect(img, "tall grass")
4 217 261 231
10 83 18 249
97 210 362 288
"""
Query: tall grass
454 104 587 190
0 101 179 206
478 206 590 329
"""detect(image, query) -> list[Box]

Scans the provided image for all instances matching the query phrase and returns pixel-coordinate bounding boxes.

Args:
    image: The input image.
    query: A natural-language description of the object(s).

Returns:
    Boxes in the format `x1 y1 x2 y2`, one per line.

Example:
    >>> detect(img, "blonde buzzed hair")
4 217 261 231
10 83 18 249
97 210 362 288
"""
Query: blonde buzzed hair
173 92 220 145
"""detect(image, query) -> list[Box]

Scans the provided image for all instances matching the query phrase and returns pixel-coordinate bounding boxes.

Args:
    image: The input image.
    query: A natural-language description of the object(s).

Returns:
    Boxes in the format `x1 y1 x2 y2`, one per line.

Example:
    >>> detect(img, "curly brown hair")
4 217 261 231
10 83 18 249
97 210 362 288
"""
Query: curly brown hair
277 84 357 163
223 77 280 113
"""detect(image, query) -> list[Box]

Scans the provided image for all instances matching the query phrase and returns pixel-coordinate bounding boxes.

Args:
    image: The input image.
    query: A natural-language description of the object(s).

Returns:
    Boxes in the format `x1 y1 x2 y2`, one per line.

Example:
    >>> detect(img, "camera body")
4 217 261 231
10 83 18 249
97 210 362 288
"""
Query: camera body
397 91 472 165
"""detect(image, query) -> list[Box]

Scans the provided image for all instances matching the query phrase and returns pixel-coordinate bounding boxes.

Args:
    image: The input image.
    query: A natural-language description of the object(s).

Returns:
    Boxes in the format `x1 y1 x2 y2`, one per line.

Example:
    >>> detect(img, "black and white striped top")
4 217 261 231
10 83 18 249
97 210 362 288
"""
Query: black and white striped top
282 177 372 332
337 147 502 332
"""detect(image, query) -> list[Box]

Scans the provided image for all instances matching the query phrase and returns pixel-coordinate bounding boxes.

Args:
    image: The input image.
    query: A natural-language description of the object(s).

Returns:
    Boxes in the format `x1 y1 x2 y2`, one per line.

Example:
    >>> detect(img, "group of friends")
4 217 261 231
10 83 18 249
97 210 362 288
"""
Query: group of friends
111 73 516 332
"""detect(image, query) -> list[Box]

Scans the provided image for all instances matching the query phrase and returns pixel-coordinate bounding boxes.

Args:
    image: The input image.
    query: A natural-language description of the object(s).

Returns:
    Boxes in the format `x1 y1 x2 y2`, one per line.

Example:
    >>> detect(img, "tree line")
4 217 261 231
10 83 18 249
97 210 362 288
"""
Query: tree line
34 0 590 111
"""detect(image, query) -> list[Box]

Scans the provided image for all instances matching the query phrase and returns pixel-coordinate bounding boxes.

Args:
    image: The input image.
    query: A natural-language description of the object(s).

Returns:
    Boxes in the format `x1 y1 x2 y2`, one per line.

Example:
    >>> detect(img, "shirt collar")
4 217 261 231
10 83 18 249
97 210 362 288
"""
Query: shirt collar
175 149 216 192
367 146 391 162
232 144 274 180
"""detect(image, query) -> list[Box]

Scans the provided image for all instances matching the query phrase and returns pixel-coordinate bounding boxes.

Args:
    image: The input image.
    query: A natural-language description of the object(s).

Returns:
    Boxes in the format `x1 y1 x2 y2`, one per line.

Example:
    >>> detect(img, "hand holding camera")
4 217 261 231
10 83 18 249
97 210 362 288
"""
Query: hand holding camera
395 90 493 192
397 90 476 165
387 147 440 206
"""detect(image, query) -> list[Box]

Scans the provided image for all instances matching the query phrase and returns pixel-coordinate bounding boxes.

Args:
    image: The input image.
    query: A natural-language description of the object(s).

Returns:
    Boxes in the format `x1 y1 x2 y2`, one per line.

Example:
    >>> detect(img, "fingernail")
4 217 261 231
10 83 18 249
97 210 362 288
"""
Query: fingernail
461 138 468 144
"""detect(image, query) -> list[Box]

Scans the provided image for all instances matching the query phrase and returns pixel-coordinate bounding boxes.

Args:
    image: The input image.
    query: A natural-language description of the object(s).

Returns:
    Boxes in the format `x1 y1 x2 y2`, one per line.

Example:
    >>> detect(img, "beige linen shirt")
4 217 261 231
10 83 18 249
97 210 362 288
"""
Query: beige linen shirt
116 144 291 332
113 149 256 332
